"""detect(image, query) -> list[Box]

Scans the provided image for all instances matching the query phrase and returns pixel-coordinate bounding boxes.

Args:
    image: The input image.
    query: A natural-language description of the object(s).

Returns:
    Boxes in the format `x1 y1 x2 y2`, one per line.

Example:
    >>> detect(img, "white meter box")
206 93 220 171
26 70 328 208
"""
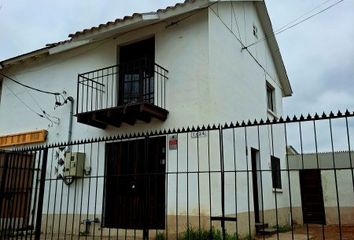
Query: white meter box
64 152 85 177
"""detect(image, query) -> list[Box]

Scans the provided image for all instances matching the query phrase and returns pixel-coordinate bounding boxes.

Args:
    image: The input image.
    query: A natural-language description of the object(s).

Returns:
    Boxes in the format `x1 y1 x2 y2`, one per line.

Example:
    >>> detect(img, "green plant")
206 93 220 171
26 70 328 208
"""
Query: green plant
273 224 292 233
155 231 166 240
180 226 240 240
242 234 253 240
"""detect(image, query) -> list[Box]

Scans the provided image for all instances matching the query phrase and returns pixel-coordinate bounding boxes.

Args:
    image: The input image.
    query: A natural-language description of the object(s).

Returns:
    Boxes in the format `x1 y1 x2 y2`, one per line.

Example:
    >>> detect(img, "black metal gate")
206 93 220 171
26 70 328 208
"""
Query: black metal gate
0 111 354 239
0 149 47 239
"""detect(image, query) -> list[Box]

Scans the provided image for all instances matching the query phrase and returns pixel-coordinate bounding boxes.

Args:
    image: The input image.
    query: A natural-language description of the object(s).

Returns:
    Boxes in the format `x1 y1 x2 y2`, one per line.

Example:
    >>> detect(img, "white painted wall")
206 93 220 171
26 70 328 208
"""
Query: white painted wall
0 2 291 234
0 4 286 145
207 1 289 220
208 2 283 123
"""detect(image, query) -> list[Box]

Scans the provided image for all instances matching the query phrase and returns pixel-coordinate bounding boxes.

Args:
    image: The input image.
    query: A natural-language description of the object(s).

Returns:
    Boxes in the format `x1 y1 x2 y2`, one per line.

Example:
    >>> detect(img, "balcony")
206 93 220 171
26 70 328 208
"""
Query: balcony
76 59 168 129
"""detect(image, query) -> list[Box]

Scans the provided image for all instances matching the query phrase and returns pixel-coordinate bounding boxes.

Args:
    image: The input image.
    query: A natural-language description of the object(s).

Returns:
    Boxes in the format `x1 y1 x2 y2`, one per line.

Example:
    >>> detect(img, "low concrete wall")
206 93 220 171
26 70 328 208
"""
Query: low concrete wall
41 207 353 239
290 207 354 225
40 209 292 239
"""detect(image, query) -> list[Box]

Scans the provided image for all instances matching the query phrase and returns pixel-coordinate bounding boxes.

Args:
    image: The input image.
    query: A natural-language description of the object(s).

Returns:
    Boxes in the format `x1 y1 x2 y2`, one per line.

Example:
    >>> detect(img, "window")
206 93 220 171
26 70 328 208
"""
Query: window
253 24 258 39
266 83 275 113
271 156 282 189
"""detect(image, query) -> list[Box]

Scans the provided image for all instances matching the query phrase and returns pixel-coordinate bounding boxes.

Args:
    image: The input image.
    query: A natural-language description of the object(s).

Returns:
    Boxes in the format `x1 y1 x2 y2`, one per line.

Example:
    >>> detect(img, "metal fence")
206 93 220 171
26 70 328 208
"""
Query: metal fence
1 111 354 240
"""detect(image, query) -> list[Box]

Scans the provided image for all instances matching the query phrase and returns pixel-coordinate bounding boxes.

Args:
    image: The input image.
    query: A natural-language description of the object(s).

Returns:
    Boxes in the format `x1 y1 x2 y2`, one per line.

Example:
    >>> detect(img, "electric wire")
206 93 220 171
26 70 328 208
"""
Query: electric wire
275 0 334 33
26 91 60 126
3 83 45 118
231 1 242 41
275 0 344 35
209 5 281 90
165 1 217 28
0 72 70 126
244 0 344 49
3 79 62 126
0 72 61 96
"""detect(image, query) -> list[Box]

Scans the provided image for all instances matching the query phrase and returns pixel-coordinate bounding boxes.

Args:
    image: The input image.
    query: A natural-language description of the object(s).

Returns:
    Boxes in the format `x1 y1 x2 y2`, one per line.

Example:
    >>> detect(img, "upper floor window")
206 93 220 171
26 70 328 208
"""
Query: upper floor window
266 82 275 113
253 24 258 39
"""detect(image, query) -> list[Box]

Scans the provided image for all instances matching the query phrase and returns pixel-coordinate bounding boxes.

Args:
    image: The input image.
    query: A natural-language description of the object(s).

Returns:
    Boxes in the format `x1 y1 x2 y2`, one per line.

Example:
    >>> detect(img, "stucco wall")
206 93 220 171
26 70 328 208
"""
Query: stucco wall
208 1 283 123
0 2 292 236
0 10 211 145
0 4 287 145
207 0 290 218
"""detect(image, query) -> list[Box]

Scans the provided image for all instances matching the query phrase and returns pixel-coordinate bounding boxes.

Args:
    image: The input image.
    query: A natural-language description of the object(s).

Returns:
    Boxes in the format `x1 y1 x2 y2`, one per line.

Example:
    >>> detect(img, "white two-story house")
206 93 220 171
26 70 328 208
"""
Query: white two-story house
0 0 293 238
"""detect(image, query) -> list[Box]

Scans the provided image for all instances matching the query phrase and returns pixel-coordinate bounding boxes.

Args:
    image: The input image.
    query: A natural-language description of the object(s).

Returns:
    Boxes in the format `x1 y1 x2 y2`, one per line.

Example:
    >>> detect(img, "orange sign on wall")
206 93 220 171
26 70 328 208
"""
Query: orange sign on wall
0 130 48 147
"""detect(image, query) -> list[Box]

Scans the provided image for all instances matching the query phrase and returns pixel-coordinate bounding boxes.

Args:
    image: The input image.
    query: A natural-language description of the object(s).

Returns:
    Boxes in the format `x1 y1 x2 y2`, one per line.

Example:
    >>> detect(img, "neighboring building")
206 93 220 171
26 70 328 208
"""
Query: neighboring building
0 0 293 238
287 150 354 226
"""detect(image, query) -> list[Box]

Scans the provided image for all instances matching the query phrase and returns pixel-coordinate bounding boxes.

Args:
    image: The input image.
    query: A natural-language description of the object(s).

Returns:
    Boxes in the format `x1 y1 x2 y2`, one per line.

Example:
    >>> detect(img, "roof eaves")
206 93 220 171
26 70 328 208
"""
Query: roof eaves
0 47 50 68
68 12 144 39
0 0 205 65
255 1 293 97
67 0 199 40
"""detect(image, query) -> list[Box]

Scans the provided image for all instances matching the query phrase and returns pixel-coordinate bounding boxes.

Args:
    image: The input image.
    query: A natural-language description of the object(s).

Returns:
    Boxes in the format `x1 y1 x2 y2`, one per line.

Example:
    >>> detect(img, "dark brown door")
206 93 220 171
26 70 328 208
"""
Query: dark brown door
299 169 326 224
118 37 155 105
251 148 260 223
103 136 166 229
0 152 34 229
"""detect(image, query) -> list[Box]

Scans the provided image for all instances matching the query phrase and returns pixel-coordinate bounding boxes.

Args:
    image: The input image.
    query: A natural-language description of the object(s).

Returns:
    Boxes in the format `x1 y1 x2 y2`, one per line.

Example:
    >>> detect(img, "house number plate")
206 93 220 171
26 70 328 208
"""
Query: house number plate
191 131 208 138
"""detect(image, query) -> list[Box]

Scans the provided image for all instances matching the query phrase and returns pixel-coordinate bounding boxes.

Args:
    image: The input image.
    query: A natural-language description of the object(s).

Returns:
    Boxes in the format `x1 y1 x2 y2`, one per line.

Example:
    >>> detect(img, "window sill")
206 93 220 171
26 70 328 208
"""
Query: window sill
267 109 278 119
273 188 283 193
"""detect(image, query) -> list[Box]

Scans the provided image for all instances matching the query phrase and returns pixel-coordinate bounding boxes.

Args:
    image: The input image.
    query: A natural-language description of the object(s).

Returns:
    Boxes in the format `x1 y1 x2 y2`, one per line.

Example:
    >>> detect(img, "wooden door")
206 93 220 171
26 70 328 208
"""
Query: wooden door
300 169 326 224
0 152 34 229
251 148 260 223
103 136 166 229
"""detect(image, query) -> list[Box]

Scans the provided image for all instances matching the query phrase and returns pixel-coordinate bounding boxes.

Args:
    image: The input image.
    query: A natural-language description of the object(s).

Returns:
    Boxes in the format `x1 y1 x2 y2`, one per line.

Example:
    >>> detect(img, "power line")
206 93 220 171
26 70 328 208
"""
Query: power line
244 0 344 49
0 72 61 96
165 1 217 28
275 0 333 33
4 83 61 127
209 5 282 90
26 90 60 126
3 83 45 118
276 0 344 35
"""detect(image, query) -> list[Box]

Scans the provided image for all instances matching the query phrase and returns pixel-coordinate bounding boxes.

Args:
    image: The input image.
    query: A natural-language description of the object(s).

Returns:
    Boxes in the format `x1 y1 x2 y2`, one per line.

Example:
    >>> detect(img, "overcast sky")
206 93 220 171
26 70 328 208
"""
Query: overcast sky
0 0 353 117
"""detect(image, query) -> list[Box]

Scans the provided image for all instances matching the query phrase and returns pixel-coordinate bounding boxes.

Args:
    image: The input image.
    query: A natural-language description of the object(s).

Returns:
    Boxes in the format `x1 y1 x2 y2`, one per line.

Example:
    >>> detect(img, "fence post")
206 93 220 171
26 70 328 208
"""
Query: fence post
0 152 9 236
219 126 226 240
143 136 149 240
34 148 48 240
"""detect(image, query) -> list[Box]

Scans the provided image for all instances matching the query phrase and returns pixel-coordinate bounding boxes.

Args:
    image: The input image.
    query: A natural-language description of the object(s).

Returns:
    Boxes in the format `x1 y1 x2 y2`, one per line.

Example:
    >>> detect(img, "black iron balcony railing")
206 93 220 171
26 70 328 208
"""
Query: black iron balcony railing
77 59 168 115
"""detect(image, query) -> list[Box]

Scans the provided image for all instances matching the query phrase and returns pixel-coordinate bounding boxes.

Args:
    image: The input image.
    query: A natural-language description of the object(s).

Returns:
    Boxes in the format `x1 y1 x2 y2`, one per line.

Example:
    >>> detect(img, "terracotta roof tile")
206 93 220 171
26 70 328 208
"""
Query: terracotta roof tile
45 0 196 48
67 0 192 39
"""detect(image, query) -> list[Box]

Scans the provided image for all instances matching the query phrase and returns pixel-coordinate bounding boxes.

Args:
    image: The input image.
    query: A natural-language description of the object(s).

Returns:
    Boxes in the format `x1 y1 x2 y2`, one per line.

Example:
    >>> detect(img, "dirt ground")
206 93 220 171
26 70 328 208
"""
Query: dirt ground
256 225 354 240
296 224 354 240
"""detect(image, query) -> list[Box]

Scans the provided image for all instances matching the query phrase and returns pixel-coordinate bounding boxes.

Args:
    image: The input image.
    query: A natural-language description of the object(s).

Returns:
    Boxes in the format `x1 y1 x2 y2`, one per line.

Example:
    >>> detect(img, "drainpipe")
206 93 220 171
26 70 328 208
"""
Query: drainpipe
67 96 74 149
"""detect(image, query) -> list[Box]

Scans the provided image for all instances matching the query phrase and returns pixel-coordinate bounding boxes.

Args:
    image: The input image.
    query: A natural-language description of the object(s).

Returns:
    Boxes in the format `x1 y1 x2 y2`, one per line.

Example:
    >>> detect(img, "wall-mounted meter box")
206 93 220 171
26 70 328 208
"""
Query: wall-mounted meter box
64 152 85 177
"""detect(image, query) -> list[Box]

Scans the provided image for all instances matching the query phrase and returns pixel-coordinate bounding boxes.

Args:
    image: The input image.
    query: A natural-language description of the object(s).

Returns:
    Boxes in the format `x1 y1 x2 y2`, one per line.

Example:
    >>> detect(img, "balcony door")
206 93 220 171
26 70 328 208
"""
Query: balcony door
119 37 155 105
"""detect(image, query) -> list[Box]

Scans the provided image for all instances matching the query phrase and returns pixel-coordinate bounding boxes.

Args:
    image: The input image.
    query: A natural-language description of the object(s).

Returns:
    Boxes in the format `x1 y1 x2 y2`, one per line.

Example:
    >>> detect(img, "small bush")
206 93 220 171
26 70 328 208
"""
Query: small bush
179 226 240 240
242 234 253 240
155 231 166 240
273 224 292 233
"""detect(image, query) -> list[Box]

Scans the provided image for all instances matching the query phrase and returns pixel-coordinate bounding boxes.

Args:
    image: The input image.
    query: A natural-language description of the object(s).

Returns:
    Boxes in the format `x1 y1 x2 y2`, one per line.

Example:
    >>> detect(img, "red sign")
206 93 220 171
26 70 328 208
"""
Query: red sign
169 135 178 150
